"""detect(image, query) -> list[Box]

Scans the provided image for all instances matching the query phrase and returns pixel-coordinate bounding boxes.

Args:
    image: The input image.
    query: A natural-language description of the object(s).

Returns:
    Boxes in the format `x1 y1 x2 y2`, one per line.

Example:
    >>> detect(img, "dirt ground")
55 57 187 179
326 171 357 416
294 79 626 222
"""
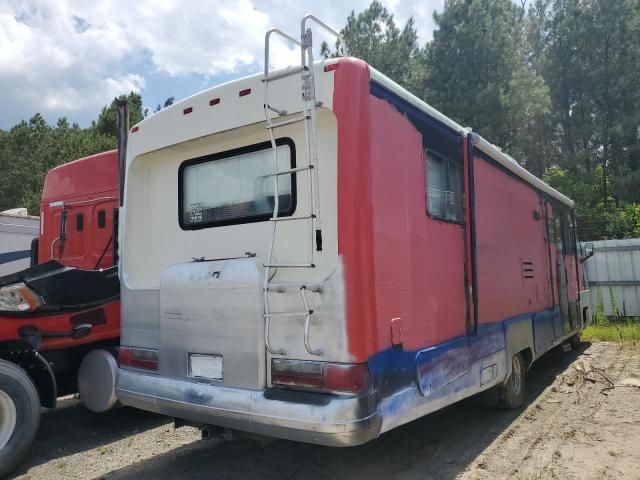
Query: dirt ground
10 341 640 480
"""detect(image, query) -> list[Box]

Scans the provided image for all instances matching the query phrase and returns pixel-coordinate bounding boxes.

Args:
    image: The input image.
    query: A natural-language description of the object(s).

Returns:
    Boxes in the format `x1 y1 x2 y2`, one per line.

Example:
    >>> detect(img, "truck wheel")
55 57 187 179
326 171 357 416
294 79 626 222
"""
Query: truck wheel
569 333 581 349
497 353 526 409
0 360 41 478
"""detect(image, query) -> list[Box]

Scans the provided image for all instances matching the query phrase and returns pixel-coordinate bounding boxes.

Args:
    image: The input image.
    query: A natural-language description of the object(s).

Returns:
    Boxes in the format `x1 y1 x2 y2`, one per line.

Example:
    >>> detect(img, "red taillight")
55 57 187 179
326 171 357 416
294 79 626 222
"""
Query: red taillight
271 359 370 394
183 106 193 114
324 363 370 392
118 347 158 371
239 88 251 97
130 126 139 133
324 63 339 72
209 98 220 106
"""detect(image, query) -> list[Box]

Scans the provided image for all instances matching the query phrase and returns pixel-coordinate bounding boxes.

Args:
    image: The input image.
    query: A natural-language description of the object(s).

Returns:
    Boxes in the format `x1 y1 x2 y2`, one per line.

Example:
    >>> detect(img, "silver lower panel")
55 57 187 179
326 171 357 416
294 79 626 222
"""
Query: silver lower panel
116 368 381 447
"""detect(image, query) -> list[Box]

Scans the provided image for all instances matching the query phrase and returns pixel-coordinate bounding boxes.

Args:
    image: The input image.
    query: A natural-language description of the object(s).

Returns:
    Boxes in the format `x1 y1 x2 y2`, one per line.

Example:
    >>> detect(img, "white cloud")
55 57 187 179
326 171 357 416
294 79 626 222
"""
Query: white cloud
0 0 442 128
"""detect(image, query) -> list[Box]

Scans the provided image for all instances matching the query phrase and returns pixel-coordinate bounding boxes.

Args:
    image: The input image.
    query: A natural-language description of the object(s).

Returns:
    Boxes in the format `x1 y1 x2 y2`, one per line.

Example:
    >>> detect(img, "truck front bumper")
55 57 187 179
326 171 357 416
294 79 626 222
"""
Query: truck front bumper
116 368 381 447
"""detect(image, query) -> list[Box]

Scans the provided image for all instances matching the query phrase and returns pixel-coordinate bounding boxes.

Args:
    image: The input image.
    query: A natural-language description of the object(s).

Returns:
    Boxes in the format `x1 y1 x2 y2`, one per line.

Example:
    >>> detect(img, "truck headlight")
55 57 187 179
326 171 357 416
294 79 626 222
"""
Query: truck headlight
0 282 43 312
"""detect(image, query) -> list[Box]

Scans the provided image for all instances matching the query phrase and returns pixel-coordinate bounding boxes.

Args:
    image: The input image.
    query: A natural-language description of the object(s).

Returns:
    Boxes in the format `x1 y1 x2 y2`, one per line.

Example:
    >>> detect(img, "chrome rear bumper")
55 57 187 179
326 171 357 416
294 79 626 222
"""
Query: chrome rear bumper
116 368 381 446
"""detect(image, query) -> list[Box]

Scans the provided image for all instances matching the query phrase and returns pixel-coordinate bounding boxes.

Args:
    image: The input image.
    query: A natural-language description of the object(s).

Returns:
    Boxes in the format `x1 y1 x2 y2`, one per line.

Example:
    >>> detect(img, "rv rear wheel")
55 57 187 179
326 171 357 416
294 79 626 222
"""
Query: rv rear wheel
497 353 526 409
0 359 41 478
569 333 581 349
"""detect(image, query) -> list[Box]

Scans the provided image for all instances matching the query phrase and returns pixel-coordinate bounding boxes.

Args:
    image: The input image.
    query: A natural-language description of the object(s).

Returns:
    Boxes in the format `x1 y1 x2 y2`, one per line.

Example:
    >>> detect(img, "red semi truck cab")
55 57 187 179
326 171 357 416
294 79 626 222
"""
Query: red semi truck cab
39 150 119 270
0 149 120 478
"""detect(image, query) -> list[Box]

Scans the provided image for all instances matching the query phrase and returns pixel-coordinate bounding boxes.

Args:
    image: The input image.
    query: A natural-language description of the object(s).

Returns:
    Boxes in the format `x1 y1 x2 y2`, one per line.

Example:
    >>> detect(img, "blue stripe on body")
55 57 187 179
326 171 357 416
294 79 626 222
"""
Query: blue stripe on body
368 321 507 398
369 308 575 434
368 306 574 402
0 250 31 265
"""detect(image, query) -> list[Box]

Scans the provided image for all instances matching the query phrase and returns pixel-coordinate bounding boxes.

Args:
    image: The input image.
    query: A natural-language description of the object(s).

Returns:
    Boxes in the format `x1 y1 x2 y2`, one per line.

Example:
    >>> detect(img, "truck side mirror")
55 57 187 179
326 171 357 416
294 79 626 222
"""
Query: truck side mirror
581 243 594 263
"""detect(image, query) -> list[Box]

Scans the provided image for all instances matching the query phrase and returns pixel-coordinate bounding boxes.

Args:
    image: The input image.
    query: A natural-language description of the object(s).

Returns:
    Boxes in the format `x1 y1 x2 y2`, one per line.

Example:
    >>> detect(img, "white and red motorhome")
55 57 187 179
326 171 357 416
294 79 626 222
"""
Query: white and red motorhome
116 17 590 447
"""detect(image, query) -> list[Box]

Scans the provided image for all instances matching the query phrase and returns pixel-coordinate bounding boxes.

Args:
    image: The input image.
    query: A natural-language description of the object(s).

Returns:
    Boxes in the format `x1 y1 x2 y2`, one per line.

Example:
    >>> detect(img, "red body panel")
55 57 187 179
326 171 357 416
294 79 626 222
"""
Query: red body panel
2 300 120 351
334 60 468 359
473 157 552 324
333 59 582 361
334 59 378 362
368 96 467 351
566 256 579 302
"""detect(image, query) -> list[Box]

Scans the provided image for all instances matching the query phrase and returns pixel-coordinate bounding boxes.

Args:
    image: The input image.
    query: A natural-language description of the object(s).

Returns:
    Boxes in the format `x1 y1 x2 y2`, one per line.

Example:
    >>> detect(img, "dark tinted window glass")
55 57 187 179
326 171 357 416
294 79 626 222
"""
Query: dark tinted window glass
180 140 295 229
98 210 106 229
76 213 84 232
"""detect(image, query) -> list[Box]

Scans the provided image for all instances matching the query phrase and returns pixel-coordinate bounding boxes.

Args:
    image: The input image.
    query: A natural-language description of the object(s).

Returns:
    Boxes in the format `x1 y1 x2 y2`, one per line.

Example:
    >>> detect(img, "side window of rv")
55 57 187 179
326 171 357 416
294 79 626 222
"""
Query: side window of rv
179 139 295 229
426 151 463 222
76 213 84 232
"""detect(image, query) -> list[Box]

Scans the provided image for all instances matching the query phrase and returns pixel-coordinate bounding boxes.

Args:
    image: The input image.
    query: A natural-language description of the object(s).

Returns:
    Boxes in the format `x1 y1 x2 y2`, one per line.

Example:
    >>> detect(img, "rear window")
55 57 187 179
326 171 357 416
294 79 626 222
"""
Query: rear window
179 138 296 229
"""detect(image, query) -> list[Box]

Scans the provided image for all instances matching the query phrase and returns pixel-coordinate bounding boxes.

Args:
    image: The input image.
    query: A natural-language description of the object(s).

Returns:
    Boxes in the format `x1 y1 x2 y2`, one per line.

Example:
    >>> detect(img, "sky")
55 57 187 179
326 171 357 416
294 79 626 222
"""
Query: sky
0 0 444 130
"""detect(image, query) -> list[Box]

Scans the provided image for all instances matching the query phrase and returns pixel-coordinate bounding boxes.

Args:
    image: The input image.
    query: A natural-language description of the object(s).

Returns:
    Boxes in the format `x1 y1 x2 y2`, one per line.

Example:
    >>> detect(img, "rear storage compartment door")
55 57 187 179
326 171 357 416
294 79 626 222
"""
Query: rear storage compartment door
158 258 265 389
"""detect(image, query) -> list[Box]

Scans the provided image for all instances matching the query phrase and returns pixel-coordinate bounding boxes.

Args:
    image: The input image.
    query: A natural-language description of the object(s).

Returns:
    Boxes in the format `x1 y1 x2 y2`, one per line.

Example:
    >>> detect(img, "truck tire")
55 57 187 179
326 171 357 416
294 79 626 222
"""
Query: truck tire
569 333 581 349
497 353 526 409
0 359 40 479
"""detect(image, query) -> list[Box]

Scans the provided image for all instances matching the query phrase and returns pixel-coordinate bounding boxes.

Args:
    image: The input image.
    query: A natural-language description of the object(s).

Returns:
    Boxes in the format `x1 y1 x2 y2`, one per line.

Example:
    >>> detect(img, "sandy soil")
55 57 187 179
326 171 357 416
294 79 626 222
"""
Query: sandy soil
10 341 640 480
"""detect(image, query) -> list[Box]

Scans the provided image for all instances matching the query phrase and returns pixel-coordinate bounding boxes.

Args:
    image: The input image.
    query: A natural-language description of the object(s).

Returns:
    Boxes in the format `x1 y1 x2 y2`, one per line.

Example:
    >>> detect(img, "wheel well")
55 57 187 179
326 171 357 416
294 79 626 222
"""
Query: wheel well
26 353 57 409
517 347 533 371
0 343 57 409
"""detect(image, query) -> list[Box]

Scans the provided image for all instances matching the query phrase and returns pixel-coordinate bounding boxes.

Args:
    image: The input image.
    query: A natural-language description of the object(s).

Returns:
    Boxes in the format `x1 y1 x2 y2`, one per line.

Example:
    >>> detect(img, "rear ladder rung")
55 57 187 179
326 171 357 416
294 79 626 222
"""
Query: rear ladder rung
266 104 288 116
269 165 313 176
263 310 314 318
262 65 307 82
270 214 315 222
265 284 324 293
264 263 315 268
266 115 310 129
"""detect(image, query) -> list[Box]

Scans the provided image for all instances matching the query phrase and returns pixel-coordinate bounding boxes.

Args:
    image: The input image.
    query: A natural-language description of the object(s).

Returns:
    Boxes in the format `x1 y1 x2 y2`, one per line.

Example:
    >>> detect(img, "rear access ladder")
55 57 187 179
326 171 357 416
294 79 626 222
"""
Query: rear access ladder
261 15 346 357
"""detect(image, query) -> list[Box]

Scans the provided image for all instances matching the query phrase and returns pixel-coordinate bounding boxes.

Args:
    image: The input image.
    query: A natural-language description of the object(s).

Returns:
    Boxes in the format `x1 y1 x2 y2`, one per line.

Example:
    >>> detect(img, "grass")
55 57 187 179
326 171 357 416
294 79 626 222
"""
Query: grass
97 446 111 455
582 323 640 342
581 289 640 343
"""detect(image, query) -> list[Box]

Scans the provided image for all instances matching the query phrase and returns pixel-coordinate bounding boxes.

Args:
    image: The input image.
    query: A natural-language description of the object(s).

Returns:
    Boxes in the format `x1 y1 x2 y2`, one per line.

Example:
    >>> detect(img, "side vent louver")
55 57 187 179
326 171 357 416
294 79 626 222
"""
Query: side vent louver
522 258 535 284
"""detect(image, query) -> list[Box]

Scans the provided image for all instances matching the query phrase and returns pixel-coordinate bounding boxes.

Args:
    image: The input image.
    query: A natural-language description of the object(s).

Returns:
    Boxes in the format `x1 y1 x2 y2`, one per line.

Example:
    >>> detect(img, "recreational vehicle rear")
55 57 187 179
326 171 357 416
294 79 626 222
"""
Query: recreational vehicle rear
116 17 589 446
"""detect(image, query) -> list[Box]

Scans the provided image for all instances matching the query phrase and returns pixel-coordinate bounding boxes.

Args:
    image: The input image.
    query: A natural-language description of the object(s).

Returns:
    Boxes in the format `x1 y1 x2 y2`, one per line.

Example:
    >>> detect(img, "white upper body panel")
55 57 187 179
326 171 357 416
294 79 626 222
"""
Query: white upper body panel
121 60 338 291
125 61 337 167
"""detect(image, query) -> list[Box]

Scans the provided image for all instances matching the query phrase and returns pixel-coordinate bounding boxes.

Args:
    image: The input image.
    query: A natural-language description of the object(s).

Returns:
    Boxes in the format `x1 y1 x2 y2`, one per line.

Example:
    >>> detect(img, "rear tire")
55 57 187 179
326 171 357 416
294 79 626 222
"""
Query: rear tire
497 353 526 409
0 359 41 478
569 333 581 349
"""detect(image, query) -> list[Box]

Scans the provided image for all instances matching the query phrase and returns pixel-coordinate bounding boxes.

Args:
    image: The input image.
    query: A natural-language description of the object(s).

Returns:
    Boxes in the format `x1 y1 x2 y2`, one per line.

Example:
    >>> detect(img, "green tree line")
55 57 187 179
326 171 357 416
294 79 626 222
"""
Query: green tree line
0 93 172 214
2 0 639 240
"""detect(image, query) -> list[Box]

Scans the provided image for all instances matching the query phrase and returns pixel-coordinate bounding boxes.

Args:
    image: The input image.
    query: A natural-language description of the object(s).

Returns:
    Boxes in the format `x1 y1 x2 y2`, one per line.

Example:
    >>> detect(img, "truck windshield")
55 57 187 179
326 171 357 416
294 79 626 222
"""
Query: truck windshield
179 139 295 229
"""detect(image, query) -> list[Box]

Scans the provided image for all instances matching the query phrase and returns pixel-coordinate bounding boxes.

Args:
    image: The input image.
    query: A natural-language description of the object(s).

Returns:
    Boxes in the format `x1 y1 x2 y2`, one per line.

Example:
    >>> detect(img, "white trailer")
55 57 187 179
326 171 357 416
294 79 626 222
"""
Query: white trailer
0 209 39 276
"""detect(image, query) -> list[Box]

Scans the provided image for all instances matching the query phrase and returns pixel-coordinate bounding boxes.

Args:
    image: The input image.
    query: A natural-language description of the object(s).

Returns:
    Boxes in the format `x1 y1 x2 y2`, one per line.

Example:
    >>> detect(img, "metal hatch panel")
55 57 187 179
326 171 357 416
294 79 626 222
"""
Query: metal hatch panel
159 258 265 389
